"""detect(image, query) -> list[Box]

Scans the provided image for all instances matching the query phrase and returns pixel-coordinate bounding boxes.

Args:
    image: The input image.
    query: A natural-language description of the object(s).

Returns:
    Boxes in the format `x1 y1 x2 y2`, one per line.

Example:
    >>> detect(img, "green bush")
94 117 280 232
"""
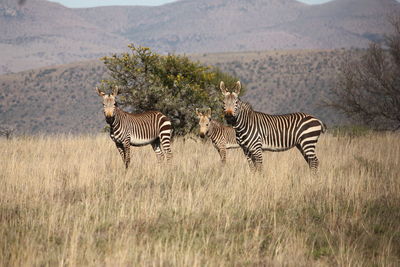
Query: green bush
100 45 241 136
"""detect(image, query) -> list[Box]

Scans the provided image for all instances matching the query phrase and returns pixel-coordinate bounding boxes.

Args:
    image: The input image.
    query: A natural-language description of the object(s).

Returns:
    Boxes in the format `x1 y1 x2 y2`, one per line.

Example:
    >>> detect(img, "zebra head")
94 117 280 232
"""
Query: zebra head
196 108 212 138
220 81 241 124
96 86 119 121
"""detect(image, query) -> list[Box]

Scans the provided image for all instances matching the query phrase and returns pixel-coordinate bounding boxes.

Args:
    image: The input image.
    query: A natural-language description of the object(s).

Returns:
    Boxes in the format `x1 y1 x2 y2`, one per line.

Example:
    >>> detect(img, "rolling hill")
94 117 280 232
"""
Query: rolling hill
0 0 398 74
0 0 129 74
0 49 356 135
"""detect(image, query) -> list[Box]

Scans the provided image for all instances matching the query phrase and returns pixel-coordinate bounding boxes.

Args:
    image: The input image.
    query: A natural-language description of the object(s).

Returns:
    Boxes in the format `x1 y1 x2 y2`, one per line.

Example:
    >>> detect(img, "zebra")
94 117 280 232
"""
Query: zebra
96 86 173 168
220 81 326 172
196 108 240 163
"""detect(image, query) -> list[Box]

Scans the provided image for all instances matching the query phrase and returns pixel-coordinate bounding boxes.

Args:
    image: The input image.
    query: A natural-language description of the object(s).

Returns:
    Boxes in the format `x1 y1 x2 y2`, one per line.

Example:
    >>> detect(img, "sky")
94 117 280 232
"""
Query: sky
48 0 333 8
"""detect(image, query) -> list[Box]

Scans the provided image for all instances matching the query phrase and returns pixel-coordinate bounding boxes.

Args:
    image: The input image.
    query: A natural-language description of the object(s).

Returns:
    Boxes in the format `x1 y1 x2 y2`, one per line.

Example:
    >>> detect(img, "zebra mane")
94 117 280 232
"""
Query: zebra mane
238 98 253 111
210 119 224 127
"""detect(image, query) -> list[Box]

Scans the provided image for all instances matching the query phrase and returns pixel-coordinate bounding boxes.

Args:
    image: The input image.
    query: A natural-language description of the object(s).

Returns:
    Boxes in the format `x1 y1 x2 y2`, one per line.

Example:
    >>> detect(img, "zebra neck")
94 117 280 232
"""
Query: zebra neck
207 120 221 138
233 100 253 131
108 107 124 129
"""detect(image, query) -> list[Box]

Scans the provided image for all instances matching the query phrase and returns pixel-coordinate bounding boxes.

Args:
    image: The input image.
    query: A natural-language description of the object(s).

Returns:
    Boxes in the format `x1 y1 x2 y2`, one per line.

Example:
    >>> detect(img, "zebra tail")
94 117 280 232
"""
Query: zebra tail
320 121 327 134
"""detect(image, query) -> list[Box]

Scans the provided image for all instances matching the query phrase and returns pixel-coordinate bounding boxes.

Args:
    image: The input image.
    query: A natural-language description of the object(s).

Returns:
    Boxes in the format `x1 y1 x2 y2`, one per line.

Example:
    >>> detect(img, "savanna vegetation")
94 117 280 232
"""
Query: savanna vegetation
2 42 398 266
1 132 399 266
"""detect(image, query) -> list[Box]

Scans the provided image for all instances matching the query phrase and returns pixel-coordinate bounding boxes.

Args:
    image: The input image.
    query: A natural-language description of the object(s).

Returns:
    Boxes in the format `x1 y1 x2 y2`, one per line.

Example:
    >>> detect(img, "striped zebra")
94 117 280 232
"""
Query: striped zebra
96 86 173 168
220 81 326 172
196 108 240 163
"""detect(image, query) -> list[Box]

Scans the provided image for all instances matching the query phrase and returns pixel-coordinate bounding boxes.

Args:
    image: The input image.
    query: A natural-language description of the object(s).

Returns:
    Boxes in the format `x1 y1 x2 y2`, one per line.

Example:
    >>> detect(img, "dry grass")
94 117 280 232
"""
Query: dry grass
1 133 399 266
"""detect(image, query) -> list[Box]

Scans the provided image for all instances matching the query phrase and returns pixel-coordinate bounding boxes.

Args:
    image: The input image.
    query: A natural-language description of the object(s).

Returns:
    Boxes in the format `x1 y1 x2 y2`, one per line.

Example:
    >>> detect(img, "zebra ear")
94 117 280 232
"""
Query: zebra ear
112 86 119 97
234 81 241 95
205 108 212 118
220 81 228 95
96 87 105 97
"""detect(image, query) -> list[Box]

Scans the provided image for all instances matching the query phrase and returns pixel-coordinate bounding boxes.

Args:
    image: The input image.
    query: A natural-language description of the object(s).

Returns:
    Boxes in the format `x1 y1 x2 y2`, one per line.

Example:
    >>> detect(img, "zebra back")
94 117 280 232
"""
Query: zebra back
110 107 172 145
208 120 238 147
234 100 325 151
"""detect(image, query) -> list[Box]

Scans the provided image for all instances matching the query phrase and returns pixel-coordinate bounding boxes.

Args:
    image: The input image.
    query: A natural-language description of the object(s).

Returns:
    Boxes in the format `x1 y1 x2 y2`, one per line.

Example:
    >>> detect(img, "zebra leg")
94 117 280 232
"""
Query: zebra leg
123 140 131 169
215 143 227 164
115 142 126 166
251 148 263 172
244 140 263 172
242 146 256 171
296 144 319 173
159 133 173 162
151 139 165 163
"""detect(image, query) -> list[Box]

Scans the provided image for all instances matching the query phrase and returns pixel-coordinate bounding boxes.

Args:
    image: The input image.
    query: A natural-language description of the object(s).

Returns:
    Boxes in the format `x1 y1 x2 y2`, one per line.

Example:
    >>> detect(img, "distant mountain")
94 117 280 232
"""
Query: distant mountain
286 0 400 47
0 0 128 74
0 49 355 134
0 0 399 74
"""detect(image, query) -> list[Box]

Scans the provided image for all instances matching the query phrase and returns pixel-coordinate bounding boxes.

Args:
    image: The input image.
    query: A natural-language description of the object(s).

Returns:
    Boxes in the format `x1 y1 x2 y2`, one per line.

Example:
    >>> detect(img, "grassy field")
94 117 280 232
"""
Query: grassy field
1 133 399 266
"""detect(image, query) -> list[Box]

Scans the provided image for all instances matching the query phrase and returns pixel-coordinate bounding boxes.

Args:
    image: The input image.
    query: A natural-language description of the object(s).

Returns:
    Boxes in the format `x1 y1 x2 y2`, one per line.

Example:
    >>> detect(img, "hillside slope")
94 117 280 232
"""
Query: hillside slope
1 0 398 74
0 49 355 135
0 61 109 134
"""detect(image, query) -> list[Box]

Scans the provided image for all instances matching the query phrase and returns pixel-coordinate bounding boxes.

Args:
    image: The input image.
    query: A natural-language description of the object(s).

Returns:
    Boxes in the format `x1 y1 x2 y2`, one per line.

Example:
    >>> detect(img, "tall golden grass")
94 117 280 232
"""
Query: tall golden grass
1 133 399 266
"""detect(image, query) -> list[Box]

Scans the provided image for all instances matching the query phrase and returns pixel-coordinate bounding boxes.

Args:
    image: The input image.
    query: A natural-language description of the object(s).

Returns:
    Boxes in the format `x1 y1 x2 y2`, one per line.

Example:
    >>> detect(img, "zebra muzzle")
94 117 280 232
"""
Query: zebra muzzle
105 115 114 124
225 109 234 116
225 114 236 125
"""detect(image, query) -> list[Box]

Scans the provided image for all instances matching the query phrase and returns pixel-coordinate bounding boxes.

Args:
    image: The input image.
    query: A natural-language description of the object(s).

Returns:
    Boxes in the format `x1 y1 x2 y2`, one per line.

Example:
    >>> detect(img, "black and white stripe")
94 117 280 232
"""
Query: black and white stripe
221 81 326 172
196 108 239 163
97 87 172 169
